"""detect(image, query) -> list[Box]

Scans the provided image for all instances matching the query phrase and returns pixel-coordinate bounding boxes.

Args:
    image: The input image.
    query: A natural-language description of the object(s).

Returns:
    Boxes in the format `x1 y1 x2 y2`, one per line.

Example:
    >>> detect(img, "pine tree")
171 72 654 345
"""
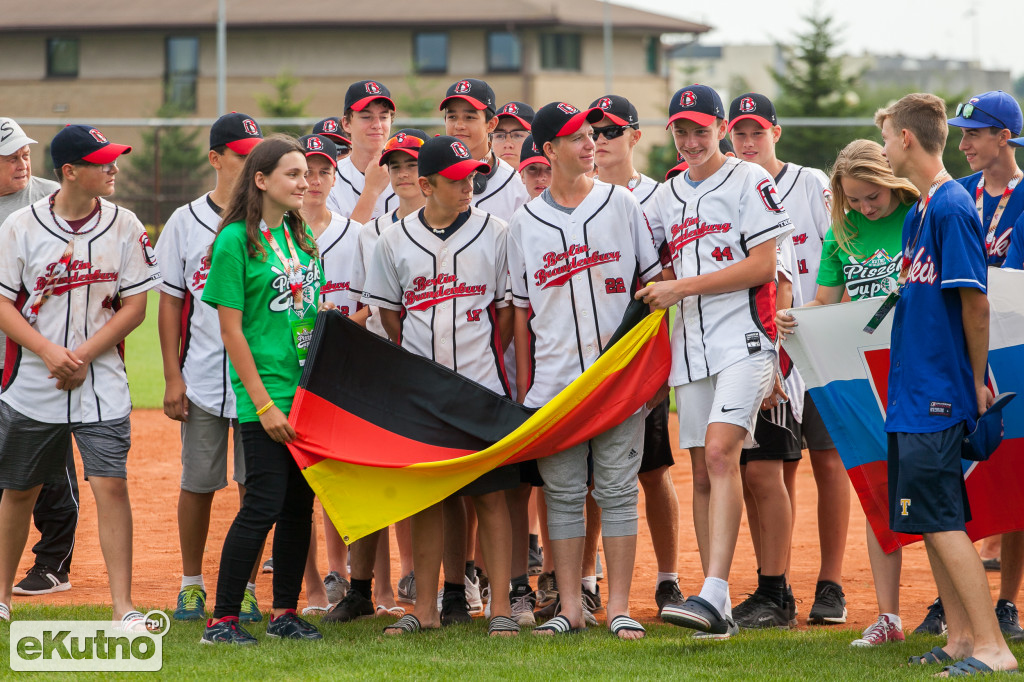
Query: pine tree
257 72 310 137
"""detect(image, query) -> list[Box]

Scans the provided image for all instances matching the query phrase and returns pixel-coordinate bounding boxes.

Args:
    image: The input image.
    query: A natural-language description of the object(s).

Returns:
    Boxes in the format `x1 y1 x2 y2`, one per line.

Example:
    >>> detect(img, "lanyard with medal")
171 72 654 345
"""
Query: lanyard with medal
864 170 948 334
976 171 1022 253
261 221 314 365
26 192 96 324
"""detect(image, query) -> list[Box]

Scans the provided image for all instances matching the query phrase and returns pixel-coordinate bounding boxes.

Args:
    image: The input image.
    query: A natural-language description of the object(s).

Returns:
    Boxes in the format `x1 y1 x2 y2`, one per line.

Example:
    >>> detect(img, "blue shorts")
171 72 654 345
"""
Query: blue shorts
887 423 970 534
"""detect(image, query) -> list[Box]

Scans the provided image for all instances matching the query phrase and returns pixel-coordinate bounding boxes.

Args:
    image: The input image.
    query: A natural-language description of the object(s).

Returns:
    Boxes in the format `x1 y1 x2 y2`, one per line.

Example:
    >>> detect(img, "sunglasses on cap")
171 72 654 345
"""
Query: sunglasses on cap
956 102 1011 131
384 134 425 151
589 125 635 141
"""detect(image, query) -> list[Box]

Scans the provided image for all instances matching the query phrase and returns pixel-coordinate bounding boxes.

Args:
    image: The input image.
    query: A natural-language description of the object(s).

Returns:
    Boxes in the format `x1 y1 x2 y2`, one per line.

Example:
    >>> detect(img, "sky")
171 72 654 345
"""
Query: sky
619 0 1024 78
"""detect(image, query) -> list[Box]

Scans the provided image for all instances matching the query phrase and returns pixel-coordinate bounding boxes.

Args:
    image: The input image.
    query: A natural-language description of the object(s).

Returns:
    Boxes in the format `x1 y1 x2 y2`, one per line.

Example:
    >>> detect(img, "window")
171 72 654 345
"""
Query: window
646 36 660 75
166 36 199 112
540 33 581 71
414 32 448 74
487 32 521 72
46 38 79 78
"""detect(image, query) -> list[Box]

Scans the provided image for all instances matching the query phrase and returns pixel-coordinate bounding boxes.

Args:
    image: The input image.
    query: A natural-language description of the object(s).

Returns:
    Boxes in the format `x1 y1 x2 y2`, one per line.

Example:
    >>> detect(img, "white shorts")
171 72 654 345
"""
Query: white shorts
674 351 777 449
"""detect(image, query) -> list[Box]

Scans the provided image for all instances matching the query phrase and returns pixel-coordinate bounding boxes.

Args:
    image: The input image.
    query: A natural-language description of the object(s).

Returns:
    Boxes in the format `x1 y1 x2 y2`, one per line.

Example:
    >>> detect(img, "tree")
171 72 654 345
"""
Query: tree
257 72 310 137
1013 75 1024 101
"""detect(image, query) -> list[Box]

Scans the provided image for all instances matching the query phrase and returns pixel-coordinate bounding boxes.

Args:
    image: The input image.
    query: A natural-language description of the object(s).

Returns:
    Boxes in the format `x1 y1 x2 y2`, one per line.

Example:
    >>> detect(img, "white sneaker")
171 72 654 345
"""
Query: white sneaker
851 615 905 647
466 574 484 615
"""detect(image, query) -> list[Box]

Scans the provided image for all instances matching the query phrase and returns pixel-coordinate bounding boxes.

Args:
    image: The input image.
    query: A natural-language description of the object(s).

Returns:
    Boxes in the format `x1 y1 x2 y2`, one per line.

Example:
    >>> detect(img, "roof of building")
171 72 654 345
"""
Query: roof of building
4 0 711 34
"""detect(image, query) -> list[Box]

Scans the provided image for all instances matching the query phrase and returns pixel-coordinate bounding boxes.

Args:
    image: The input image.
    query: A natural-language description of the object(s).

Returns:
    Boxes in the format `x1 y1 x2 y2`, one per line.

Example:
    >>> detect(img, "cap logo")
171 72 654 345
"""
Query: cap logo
306 137 323 151
596 97 613 110
395 132 407 144
454 80 472 94
450 141 470 158
242 119 259 136
739 97 756 113
88 129 108 144
322 119 338 133
557 103 580 115
365 81 382 95
680 91 696 108
502 103 519 114
531 141 540 153
969 96 980 104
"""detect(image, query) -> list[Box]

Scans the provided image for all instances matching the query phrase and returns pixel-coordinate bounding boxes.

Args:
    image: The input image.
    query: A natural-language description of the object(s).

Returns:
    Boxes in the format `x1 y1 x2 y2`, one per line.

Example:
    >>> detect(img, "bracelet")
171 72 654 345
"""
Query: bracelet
256 400 275 416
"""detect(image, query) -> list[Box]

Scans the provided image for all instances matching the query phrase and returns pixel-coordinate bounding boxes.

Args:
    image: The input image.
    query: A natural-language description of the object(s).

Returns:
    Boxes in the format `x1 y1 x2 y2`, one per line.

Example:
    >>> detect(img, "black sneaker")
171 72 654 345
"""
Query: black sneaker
808 581 847 625
266 610 323 640
996 599 1024 637
734 592 790 630
200 617 258 645
13 565 71 596
582 584 603 612
786 585 798 626
661 595 737 635
914 598 947 635
655 580 685 615
440 591 472 626
323 588 374 623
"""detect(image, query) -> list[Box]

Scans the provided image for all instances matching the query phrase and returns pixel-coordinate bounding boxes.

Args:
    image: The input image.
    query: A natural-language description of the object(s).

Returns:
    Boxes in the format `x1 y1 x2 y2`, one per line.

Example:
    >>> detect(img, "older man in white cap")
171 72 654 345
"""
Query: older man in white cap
0 118 59 224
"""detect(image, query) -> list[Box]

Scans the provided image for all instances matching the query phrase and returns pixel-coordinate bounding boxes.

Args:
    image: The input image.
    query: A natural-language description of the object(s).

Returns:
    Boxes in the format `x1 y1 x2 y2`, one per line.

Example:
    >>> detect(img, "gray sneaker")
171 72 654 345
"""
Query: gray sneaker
323 571 349 604
510 584 537 627
397 571 416 605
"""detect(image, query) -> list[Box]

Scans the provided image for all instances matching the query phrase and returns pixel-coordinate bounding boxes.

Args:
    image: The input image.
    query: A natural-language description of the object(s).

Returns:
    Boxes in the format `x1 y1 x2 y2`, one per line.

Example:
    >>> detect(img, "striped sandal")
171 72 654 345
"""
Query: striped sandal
609 615 646 640
488 615 520 637
383 614 422 635
118 610 148 632
0 602 10 622
532 614 584 636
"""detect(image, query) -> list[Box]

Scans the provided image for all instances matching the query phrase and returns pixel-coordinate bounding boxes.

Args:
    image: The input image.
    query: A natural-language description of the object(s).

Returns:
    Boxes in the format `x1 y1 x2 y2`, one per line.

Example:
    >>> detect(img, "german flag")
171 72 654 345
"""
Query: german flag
287 300 670 543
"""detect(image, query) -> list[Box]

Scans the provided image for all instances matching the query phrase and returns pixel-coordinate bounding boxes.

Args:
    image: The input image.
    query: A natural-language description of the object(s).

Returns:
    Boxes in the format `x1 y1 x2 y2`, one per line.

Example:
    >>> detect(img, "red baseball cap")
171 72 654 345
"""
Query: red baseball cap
531 102 604 149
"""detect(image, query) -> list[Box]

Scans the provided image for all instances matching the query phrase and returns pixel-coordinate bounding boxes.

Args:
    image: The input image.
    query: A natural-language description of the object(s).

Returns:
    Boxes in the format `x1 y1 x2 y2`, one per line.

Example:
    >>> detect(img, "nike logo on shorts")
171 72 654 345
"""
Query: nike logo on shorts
720 406 743 413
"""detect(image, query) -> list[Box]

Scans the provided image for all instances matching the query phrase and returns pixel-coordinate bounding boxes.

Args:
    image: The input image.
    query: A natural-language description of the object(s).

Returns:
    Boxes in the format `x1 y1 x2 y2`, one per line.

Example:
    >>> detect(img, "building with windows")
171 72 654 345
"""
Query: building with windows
2 0 708 169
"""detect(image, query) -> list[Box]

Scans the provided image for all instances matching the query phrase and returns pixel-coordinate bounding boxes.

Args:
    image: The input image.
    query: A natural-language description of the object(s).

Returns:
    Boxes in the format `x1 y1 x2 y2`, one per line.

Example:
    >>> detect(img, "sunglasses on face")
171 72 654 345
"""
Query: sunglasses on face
589 125 634 141
956 102 1010 131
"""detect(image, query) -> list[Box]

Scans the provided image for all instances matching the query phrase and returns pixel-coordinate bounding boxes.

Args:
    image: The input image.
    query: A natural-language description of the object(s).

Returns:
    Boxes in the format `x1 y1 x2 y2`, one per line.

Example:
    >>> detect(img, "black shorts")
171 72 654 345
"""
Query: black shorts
887 424 970 534
520 459 544 487
740 403 803 465
639 398 674 474
801 391 835 451
456 462 521 497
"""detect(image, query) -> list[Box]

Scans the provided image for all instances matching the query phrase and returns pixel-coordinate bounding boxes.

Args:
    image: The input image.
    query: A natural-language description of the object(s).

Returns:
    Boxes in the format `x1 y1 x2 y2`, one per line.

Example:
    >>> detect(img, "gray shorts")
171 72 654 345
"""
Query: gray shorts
180 399 245 493
0 401 131 490
801 391 835 451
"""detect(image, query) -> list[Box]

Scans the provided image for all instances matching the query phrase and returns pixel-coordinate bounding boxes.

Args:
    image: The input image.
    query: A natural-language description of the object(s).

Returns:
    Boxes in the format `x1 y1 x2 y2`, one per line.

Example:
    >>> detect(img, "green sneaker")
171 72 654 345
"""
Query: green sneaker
173 585 207 621
240 588 263 623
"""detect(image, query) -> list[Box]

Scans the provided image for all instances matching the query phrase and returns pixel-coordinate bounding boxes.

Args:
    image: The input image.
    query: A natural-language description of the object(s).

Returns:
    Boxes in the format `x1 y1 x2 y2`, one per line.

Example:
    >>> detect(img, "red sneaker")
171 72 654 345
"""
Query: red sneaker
851 614 904 647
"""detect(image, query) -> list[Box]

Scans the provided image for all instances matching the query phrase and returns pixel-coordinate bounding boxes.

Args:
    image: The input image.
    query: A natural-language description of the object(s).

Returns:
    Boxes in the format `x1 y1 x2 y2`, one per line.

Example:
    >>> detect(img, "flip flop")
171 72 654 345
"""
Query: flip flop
383 614 421 635
117 610 148 633
941 657 1016 677
488 615 520 637
609 615 646 640
909 646 952 665
0 603 9 622
376 605 406 618
533 614 583 636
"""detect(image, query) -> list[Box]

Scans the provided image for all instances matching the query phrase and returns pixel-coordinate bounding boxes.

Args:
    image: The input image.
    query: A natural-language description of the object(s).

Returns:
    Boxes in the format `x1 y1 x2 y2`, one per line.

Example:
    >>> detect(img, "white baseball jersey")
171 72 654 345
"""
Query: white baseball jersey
348 209 400 338
156 194 236 418
773 163 831 304
507 180 661 409
631 173 660 208
473 157 529 222
646 157 793 387
362 206 511 395
326 157 398 220
0 197 161 423
316 211 362 316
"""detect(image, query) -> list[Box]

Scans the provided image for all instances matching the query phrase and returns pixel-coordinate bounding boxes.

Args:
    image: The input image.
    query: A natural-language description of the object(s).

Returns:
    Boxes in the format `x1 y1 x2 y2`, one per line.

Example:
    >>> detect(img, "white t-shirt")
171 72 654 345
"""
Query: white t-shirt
0 197 161 423
316 212 362 316
326 157 398 220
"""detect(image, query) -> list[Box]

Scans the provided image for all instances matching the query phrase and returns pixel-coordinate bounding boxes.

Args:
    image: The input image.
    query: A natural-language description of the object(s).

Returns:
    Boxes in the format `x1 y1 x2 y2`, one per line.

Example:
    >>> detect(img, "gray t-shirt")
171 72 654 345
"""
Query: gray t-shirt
541 188 574 215
0 175 60 368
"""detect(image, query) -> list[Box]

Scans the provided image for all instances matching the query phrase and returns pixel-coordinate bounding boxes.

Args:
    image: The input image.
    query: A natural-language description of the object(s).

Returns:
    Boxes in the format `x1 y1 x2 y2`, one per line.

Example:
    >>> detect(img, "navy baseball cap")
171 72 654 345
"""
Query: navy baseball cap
531 102 604 150
51 125 132 168
345 80 395 112
298 134 338 168
949 91 1023 136
440 79 496 115
728 93 778 130
962 392 1016 461
590 95 639 128
667 85 726 129
311 117 351 147
418 135 489 180
210 112 263 154
379 128 430 166
518 134 549 172
497 101 535 129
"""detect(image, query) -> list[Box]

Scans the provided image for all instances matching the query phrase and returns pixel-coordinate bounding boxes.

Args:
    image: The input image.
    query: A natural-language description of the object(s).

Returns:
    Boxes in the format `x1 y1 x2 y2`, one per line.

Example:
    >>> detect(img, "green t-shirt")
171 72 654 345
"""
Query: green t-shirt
202 220 324 422
816 203 911 301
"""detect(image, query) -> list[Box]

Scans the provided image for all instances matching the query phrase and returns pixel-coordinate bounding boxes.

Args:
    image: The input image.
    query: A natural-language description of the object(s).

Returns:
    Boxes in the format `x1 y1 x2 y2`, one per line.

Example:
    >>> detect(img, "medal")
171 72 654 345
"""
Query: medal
261 221 305 314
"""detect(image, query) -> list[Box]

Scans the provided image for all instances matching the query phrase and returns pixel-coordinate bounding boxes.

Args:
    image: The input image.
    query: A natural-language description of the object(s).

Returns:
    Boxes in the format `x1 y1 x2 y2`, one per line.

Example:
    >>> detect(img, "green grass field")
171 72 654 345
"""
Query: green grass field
0 604 982 680
124 290 164 410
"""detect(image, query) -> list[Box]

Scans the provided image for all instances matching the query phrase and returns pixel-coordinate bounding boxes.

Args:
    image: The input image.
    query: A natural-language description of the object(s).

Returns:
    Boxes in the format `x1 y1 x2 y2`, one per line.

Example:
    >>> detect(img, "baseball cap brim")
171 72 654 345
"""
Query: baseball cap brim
349 95 396 112
440 95 490 112
225 137 263 155
379 148 421 166
438 159 490 180
597 112 632 127
665 161 689 181
304 150 338 168
0 131 35 156
1010 136 1024 148
666 111 717 129
497 112 532 130
558 108 605 138
319 132 352 146
81 143 132 164
727 114 773 131
947 115 996 130
518 156 549 173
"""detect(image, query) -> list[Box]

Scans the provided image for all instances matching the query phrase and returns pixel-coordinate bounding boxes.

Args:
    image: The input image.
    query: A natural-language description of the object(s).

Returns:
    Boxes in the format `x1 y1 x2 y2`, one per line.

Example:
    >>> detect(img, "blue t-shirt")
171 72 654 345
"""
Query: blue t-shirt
956 171 1024 266
885 181 987 434
1002 212 1024 269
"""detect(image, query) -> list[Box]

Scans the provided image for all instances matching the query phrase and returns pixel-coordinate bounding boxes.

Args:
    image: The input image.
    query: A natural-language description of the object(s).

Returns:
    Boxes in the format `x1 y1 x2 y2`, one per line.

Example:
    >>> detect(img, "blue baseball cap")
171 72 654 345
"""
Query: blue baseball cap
667 84 725 129
948 91 1023 136
51 125 132 168
962 392 1016 462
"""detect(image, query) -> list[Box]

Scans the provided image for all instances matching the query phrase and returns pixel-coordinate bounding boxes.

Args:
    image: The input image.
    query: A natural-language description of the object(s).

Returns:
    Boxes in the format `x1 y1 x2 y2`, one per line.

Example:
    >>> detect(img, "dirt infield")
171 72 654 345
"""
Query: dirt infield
14 408 995 632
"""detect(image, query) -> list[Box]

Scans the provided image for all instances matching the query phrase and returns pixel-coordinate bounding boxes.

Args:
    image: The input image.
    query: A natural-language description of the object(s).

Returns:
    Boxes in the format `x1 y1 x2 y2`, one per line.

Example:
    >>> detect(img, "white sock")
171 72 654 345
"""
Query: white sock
881 613 902 630
698 577 730 616
246 581 257 594
582 576 597 593
181 575 204 592
657 572 678 586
